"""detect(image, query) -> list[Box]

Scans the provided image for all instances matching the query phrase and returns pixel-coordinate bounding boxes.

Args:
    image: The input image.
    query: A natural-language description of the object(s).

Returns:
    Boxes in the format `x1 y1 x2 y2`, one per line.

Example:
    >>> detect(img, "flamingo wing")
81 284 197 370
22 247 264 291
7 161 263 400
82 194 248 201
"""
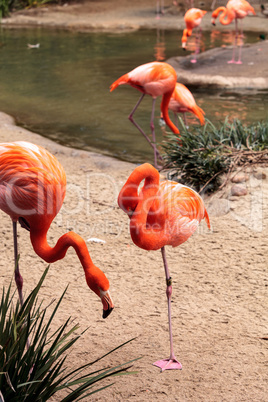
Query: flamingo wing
159 181 210 247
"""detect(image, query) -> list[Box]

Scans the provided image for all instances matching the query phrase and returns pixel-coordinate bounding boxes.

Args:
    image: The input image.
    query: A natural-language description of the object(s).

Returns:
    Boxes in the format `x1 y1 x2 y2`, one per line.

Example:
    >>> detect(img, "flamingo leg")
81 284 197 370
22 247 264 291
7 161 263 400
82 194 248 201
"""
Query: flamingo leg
191 27 201 64
150 98 161 168
153 246 182 371
236 21 243 64
183 112 189 129
13 221 24 306
128 93 161 165
228 19 238 64
174 112 179 129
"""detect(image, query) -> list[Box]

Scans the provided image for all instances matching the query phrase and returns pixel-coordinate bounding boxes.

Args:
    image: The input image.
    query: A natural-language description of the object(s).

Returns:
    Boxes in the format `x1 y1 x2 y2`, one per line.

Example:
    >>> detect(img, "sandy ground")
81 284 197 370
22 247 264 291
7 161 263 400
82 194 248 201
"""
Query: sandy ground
0 1 268 401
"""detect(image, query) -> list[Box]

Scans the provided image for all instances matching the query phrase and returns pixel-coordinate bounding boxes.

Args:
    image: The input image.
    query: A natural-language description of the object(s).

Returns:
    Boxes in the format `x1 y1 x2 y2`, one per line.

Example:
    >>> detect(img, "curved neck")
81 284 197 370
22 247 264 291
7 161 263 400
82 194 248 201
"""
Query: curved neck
30 230 109 291
215 7 234 24
120 164 165 250
161 91 180 135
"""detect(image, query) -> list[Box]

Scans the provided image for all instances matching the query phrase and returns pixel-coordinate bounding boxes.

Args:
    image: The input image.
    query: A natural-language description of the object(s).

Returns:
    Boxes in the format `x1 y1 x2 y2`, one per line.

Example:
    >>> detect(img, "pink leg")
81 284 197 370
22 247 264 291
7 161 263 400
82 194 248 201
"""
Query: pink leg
235 22 243 64
228 19 238 64
13 221 24 306
191 28 201 64
128 94 162 166
153 247 182 371
150 98 162 169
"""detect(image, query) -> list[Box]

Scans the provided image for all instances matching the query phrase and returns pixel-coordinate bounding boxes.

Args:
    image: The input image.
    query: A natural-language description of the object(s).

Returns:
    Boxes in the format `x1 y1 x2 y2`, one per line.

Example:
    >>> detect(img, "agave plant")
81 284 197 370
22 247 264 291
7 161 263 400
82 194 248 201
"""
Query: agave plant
0 267 139 401
161 118 268 193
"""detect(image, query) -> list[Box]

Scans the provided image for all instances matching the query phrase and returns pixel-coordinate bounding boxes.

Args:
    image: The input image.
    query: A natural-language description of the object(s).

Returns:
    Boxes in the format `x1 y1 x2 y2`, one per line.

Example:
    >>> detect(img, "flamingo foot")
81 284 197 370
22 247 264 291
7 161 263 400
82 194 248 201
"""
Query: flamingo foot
190 59 197 64
153 357 182 372
235 60 242 64
227 60 235 64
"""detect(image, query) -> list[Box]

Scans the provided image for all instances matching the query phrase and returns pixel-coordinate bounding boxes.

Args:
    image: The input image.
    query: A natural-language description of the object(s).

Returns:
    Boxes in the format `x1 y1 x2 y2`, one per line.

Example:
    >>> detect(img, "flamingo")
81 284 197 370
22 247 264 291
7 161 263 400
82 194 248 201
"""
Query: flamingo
211 0 256 64
110 61 180 168
167 82 205 128
182 8 207 63
118 163 210 371
0 141 114 318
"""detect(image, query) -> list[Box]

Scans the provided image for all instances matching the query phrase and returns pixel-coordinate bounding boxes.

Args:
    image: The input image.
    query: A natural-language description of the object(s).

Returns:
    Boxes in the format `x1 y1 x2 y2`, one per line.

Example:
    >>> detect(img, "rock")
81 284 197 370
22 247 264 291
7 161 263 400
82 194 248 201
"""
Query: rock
253 169 267 180
230 184 248 197
231 173 249 183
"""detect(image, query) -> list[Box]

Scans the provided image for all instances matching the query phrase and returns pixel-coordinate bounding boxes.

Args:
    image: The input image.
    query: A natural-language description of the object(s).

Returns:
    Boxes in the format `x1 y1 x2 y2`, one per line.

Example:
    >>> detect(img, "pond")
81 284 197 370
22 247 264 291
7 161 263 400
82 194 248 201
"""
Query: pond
0 27 267 163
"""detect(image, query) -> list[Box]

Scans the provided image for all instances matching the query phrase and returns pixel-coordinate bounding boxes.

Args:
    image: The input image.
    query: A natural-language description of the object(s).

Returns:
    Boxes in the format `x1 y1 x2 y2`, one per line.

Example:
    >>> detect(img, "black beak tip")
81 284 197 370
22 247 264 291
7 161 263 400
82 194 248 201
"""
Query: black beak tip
103 307 113 319
212 22 216 26
183 48 186 51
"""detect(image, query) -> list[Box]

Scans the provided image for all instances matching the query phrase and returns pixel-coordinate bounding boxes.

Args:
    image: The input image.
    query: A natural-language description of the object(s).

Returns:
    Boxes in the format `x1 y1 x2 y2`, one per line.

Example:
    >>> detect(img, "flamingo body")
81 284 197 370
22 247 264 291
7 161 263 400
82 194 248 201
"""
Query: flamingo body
118 163 210 370
182 8 207 63
110 62 179 167
168 83 205 126
211 0 256 63
211 0 255 25
0 141 113 317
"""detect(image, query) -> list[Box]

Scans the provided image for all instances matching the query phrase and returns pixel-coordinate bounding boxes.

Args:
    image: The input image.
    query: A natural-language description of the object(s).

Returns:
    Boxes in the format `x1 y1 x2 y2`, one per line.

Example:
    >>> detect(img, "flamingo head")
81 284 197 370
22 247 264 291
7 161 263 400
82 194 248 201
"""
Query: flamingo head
85 267 114 318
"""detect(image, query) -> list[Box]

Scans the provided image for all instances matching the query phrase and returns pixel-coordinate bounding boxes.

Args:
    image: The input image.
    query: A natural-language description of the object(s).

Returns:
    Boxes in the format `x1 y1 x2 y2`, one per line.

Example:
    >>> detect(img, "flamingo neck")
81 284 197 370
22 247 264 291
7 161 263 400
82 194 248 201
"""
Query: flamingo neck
215 7 234 24
161 91 180 135
30 230 109 292
120 163 165 250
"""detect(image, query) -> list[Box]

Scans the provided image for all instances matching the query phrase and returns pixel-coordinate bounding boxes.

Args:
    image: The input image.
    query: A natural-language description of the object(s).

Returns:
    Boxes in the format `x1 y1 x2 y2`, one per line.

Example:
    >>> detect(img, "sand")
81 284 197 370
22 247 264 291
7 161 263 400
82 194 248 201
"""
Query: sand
0 1 268 401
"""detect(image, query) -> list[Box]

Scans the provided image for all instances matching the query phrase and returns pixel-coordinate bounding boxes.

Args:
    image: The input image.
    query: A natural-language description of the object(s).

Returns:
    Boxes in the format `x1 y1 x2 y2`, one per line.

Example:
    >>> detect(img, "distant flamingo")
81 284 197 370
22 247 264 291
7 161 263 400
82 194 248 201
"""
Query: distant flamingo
168 83 205 127
182 8 207 63
0 141 113 318
211 0 256 63
118 163 210 371
110 62 180 168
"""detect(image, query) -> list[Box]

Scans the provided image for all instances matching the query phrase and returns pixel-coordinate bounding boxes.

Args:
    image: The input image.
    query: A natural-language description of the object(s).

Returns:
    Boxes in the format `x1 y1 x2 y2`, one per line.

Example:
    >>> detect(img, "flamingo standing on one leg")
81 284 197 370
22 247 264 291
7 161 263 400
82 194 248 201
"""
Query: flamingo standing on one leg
110 62 180 169
182 8 207 63
118 163 210 371
211 0 256 64
0 141 114 318
167 82 205 128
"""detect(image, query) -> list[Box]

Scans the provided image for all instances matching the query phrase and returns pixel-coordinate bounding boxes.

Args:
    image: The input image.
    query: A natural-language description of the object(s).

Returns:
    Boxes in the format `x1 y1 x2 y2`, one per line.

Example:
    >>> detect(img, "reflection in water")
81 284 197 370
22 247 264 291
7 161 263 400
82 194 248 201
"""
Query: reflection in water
0 28 266 164
154 29 166 61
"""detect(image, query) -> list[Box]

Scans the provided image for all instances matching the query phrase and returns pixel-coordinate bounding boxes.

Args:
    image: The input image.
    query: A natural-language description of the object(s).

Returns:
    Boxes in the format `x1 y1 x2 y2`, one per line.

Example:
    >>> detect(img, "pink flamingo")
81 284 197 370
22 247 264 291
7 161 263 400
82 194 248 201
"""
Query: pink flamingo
211 0 256 64
110 62 180 168
0 141 114 318
118 163 210 371
182 8 207 63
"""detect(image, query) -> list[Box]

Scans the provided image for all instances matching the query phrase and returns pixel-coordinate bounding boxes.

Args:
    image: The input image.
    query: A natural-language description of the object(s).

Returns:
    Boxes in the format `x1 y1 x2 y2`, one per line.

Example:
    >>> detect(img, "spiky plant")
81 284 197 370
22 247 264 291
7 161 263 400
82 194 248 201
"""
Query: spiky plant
161 118 268 193
0 267 139 401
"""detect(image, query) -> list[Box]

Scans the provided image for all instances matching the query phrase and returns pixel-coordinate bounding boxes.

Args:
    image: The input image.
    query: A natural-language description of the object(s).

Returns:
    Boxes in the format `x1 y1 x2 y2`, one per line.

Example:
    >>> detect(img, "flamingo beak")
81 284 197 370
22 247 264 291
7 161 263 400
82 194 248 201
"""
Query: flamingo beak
101 290 114 319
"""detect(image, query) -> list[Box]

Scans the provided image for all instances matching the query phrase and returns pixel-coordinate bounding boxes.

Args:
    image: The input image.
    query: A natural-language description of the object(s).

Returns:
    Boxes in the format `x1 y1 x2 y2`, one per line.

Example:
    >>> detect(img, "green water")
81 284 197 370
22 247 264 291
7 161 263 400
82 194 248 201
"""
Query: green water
0 27 267 163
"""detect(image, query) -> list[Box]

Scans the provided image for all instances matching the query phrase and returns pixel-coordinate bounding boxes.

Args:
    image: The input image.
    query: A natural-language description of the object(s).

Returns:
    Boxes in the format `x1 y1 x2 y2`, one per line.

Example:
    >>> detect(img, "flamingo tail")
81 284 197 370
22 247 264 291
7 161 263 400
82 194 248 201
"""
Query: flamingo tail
191 105 205 125
204 209 211 230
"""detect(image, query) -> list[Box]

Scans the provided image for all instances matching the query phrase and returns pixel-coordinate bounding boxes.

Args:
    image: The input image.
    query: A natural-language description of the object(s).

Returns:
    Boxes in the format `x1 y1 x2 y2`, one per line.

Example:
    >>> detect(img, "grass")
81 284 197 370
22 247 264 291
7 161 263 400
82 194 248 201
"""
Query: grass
0 267 139 401
161 118 268 193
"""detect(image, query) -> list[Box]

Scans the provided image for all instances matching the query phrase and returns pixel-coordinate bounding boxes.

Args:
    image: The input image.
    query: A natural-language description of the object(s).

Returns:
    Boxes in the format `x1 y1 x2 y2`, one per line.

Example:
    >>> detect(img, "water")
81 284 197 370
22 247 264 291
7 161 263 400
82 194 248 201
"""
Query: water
0 27 267 163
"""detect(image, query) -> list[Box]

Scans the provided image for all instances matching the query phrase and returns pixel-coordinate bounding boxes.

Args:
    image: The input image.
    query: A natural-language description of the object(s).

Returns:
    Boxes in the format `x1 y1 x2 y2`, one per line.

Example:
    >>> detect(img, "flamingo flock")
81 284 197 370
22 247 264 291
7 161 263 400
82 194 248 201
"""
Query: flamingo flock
6 1 256 375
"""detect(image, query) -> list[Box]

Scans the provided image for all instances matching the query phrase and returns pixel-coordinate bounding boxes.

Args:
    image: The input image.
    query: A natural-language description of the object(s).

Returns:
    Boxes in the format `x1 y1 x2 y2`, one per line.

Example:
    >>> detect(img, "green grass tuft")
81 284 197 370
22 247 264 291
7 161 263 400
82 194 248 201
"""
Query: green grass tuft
0 267 140 401
161 118 268 193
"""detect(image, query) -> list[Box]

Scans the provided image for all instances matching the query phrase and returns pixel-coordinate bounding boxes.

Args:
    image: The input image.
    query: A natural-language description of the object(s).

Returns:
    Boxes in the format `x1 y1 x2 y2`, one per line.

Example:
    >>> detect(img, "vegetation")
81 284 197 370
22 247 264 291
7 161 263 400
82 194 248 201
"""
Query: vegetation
0 0 60 19
161 118 268 193
0 267 138 401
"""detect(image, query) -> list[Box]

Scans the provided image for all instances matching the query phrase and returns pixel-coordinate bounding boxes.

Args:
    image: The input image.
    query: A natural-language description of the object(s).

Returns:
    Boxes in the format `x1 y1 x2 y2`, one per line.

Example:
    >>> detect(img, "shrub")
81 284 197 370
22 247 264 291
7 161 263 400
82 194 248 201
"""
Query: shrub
161 118 268 193
0 267 139 401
